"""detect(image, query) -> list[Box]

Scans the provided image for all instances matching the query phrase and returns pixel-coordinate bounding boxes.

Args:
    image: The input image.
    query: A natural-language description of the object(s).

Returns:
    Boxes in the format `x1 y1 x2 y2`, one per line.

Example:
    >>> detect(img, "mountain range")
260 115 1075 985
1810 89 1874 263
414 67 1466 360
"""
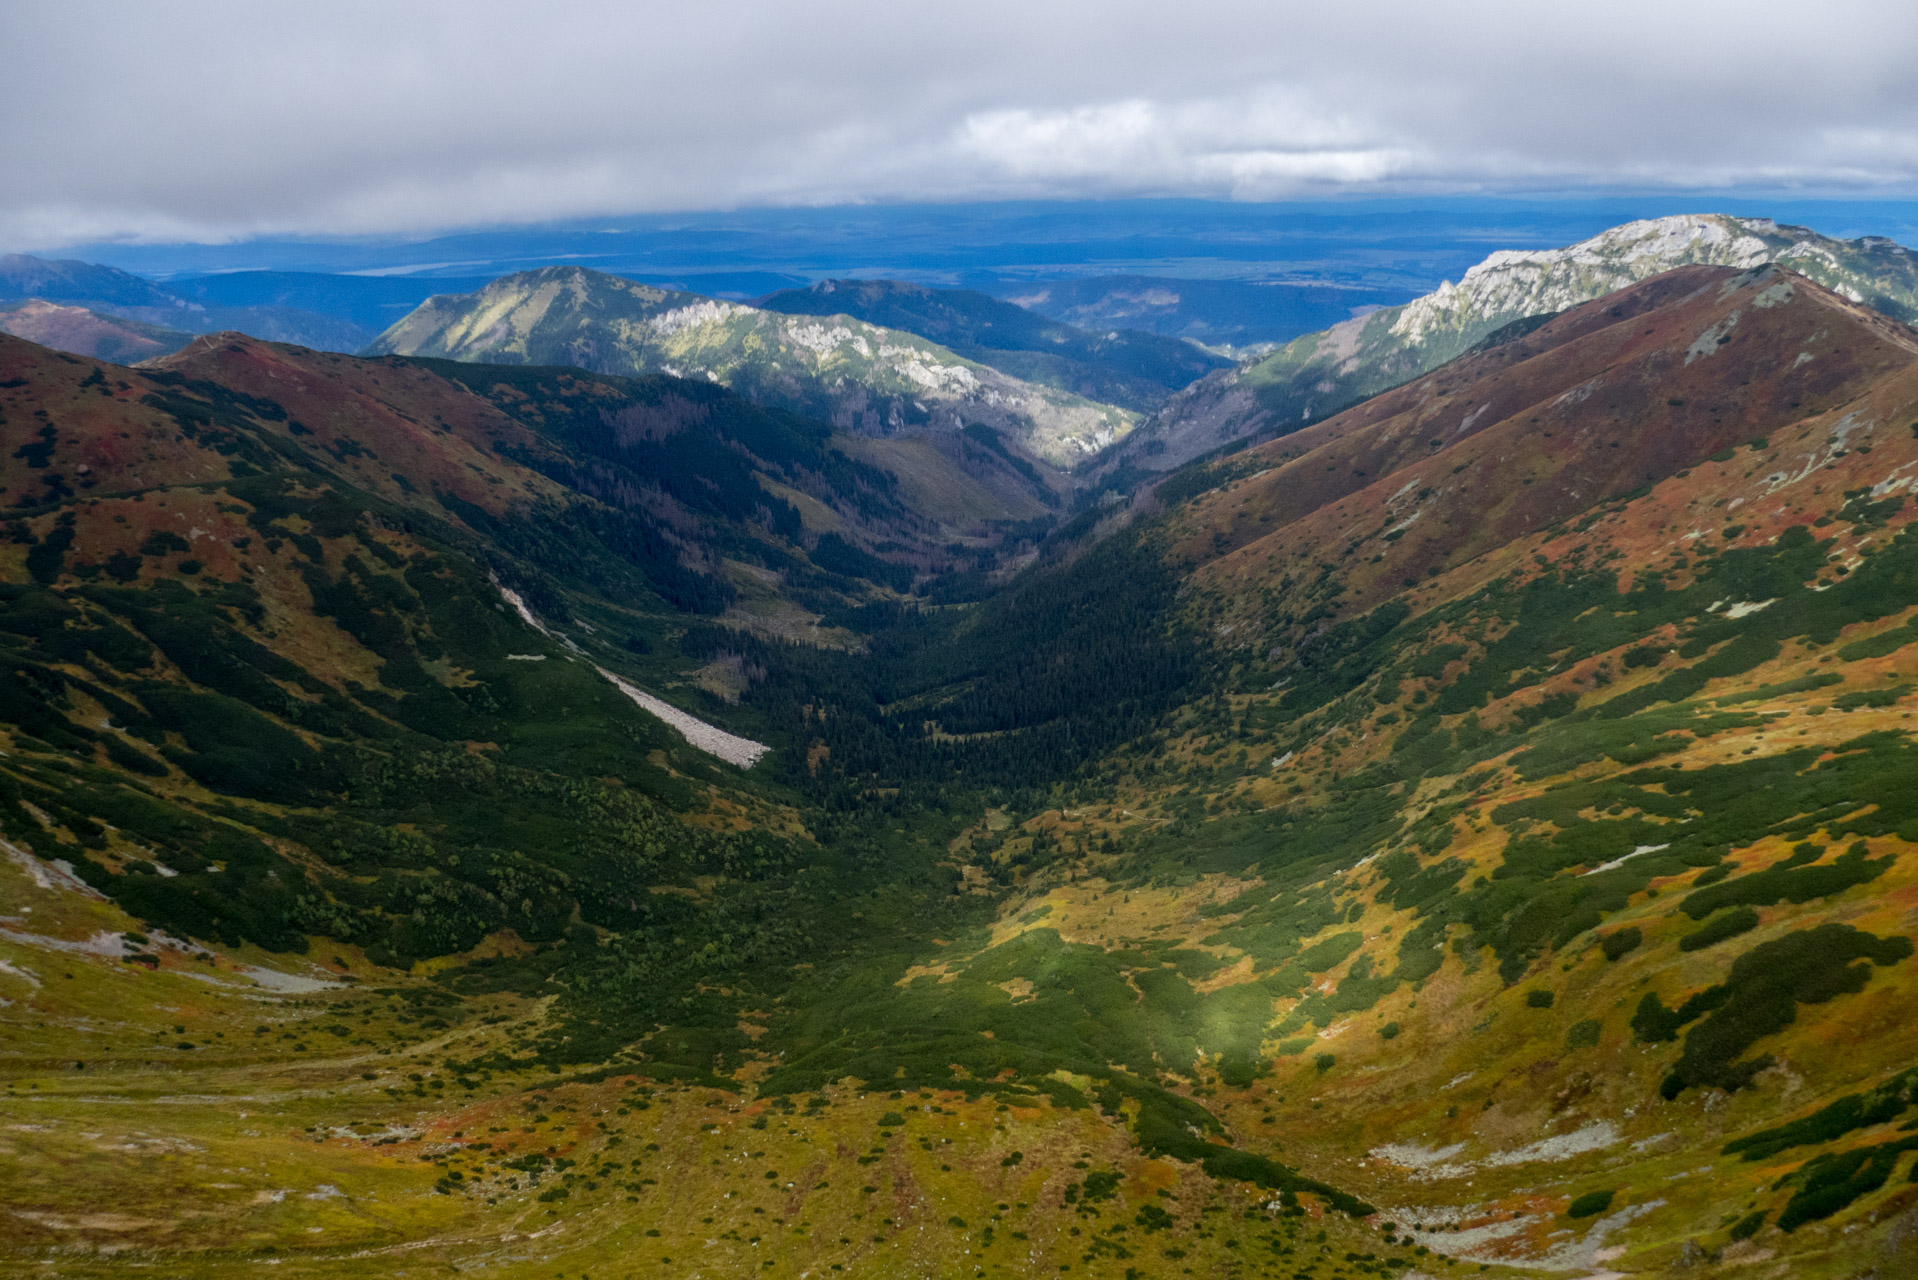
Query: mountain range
366 266 1138 466
3 215 1918 1279
0 298 194 364
1106 215 1918 480
0 254 373 353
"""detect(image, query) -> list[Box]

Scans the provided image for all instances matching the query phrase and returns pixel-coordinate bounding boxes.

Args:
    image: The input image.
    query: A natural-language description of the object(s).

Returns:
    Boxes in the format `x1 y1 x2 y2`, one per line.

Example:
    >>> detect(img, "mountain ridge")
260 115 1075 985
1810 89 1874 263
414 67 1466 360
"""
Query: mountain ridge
1102 214 1918 483
367 265 1137 467
0 298 196 364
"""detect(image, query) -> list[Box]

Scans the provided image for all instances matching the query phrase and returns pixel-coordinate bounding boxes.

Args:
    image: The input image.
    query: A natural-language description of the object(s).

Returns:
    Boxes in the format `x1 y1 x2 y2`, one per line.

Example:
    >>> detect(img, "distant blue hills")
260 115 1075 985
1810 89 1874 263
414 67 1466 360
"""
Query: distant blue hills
9 196 1918 357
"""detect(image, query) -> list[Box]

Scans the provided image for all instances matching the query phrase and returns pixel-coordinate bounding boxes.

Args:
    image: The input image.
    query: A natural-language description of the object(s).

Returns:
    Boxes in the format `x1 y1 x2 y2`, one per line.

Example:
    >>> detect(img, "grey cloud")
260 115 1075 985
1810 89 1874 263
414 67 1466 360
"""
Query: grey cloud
5 0 1918 248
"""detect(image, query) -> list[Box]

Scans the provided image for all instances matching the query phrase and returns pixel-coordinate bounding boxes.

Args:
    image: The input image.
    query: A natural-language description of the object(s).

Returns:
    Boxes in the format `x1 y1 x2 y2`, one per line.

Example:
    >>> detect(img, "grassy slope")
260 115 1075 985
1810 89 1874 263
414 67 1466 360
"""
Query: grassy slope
1106 215 1918 484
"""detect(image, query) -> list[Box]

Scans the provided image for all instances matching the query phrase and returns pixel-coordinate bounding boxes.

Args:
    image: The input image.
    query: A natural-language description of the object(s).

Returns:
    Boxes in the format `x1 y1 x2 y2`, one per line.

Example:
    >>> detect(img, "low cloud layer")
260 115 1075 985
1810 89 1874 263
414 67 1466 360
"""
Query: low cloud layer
6 0 1918 249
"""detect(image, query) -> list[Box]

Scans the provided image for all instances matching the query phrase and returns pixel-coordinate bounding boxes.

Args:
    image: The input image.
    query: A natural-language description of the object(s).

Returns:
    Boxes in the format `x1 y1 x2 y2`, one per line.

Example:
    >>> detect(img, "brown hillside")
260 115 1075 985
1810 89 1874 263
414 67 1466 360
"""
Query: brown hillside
0 298 193 364
1167 265 1918 630
0 331 560 520
148 333 568 515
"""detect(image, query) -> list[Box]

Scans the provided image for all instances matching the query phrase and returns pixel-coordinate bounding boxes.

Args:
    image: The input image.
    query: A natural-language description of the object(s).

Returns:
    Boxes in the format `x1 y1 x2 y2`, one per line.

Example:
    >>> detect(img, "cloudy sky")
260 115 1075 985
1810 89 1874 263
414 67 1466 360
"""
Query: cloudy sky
6 0 1918 249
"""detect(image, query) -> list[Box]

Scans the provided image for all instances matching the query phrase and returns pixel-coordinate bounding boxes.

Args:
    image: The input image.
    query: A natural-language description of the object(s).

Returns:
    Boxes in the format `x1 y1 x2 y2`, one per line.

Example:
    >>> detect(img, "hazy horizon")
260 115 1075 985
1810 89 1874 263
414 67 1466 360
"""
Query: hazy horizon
18 198 1918 303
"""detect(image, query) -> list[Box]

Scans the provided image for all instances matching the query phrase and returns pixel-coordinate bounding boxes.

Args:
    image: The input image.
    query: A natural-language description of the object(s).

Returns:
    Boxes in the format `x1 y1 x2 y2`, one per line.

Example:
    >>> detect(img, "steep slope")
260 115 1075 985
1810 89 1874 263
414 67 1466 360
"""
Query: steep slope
1168 263 1918 621
0 324 820 968
0 298 194 362
368 266 1135 466
157 336 1062 618
756 277 1229 411
1108 214 1918 481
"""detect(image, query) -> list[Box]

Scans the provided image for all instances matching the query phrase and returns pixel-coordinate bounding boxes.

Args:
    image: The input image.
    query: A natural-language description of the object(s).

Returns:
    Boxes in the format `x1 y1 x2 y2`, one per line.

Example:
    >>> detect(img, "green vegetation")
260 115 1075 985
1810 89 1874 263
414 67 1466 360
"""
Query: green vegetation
1777 1136 1918 1231
1601 927 1643 960
1678 907 1760 951
1724 1068 1918 1162
1680 841 1891 920
1631 925 1912 1098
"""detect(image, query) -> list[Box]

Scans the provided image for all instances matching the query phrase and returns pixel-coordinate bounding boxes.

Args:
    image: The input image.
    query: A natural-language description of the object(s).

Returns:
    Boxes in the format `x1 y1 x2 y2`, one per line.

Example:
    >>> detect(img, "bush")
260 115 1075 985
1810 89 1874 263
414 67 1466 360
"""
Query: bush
1681 842 1890 920
1724 1068 1918 1162
1526 990 1555 1008
1566 1189 1615 1219
1777 1137 1918 1230
1600 927 1642 961
1679 907 1759 952
1639 925 1913 1098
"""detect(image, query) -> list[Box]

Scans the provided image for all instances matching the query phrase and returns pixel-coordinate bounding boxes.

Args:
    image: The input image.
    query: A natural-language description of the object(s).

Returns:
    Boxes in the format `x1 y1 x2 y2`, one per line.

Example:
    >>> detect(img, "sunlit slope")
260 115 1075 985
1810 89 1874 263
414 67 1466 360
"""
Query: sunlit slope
915 263 1918 1274
0 298 195 363
371 266 1135 467
1108 214 1918 480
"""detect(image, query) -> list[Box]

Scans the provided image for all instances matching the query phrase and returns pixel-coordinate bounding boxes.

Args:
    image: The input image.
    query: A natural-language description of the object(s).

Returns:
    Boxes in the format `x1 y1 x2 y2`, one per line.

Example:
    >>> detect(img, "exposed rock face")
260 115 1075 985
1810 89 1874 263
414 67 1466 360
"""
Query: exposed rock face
370 266 1134 467
1104 215 1918 481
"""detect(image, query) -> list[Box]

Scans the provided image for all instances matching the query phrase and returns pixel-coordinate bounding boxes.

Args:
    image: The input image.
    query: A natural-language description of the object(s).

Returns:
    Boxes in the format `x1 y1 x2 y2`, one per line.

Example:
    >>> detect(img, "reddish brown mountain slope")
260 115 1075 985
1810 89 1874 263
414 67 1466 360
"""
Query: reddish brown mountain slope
147 333 568 515
0 331 562 519
1163 265 1918 630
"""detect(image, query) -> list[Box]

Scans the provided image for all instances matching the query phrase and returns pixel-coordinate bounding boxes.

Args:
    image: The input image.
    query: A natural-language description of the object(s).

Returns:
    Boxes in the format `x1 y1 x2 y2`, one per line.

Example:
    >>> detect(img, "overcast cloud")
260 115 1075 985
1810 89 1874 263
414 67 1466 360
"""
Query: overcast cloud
5 0 1918 249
